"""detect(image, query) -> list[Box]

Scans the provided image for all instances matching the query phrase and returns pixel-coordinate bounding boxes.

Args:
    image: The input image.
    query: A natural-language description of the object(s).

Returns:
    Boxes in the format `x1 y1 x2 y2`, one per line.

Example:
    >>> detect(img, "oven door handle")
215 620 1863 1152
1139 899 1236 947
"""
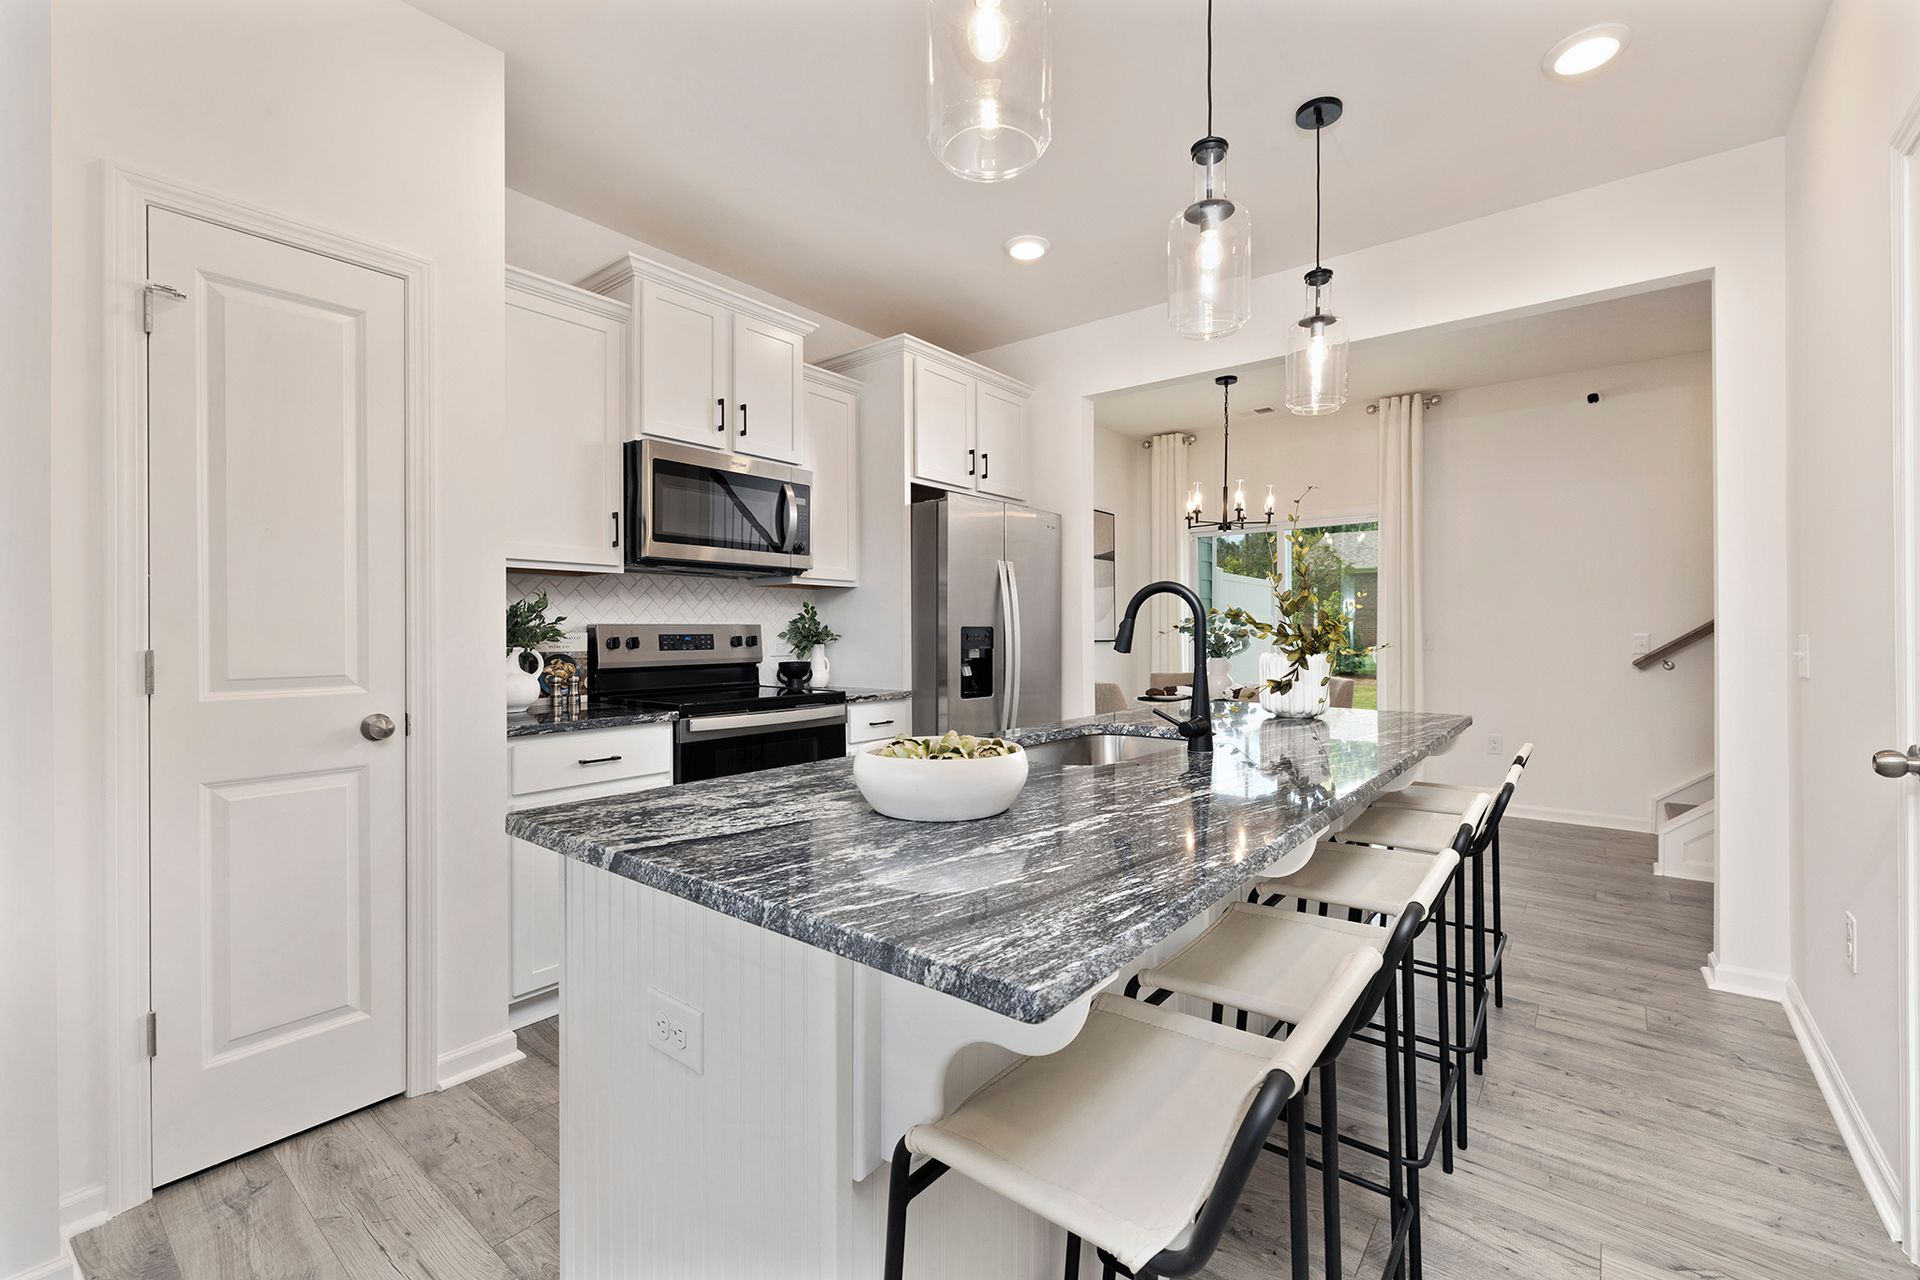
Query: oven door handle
679 705 849 736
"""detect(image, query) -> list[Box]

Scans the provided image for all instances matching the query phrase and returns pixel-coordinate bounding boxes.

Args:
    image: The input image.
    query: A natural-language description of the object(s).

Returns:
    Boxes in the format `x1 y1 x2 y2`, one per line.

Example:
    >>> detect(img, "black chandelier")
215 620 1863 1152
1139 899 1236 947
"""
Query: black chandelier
1186 374 1275 531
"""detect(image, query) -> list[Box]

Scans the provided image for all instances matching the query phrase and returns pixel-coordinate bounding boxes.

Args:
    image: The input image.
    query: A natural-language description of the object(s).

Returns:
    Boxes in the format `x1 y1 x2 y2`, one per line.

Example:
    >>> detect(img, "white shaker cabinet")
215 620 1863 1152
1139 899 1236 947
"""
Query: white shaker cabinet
911 355 977 490
503 268 628 572
580 253 816 466
973 380 1029 503
799 366 861 586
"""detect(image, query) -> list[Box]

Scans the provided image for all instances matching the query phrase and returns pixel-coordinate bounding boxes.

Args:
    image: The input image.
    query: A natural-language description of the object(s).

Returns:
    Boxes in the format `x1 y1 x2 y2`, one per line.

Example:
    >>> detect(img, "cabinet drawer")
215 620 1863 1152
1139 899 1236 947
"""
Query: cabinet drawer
510 724 673 796
847 699 912 746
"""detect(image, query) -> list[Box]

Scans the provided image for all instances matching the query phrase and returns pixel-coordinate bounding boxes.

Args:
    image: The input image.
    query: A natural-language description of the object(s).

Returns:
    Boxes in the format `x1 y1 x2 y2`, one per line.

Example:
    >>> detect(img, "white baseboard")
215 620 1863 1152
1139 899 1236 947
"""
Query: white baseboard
508 986 559 1031
1700 951 1789 1002
59 1183 108 1242
435 1030 525 1090
1504 803 1651 834
1783 981 1903 1243
3 1253 75 1280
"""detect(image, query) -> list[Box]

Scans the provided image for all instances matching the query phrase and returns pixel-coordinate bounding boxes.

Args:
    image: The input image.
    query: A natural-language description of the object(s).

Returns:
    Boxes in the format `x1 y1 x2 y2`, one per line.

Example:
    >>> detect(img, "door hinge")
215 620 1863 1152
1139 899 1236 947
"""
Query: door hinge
404 712 412 736
142 650 155 696
142 282 186 334
145 1011 157 1058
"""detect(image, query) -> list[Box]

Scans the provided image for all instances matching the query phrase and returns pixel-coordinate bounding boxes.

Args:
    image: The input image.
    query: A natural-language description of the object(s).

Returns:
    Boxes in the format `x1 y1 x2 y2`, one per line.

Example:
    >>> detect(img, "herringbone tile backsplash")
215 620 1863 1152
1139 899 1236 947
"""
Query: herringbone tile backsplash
507 571 817 661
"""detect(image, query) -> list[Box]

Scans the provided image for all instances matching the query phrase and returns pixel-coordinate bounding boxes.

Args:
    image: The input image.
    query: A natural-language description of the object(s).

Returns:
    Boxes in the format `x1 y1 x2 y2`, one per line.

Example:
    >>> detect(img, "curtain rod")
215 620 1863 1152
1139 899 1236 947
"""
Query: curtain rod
1365 394 1442 415
1140 433 1199 449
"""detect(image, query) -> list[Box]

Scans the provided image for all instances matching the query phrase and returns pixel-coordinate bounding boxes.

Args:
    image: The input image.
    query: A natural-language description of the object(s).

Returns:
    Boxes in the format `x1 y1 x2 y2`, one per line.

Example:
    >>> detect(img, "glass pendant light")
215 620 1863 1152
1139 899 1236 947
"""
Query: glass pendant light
927 0 1052 182
1286 96 1349 414
1167 0 1251 339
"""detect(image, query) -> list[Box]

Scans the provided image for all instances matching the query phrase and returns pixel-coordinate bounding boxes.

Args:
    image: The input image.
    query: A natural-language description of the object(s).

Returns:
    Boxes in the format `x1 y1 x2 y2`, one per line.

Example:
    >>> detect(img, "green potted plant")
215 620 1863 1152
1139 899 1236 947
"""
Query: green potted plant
1237 490 1380 718
779 601 841 686
506 591 568 713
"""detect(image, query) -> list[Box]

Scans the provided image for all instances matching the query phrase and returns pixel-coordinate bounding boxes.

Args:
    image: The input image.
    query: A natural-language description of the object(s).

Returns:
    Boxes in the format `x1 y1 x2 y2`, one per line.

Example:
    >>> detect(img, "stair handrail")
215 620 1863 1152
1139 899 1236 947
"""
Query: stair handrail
1633 620 1714 671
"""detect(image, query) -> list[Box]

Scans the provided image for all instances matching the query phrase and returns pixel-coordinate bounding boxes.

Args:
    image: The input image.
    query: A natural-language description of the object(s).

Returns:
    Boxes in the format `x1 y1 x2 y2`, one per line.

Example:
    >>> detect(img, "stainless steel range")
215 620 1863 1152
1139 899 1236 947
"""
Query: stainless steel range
585 623 847 784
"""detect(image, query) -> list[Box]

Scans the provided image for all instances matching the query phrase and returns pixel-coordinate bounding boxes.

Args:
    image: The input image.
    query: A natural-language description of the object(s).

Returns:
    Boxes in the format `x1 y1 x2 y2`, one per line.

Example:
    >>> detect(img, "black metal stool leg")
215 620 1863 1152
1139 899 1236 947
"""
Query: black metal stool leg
1064 1232 1082 1279
1288 1095 1311 1280
1491 827 1505 1008
1401 945 1424 1280
884 1141 913 1280
1320 1061 1341 1278
1452 868 1469 1149
1382 963 1406 1280
1432 891 1454 1175
1472 847 1489 1074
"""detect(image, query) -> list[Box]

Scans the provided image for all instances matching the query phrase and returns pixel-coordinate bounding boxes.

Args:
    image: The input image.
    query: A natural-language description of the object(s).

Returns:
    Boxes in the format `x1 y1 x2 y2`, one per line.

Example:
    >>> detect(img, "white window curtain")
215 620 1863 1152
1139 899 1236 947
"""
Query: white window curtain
1375 394 1425 711
1147 432 1194 675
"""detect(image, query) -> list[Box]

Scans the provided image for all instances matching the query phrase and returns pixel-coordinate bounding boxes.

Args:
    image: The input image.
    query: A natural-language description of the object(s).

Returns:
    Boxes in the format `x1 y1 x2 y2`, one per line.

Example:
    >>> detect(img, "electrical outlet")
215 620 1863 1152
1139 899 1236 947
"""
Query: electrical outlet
1845 913 1858 974
1487 734 1504 757
1632 632 1651 656
646 987 704 1074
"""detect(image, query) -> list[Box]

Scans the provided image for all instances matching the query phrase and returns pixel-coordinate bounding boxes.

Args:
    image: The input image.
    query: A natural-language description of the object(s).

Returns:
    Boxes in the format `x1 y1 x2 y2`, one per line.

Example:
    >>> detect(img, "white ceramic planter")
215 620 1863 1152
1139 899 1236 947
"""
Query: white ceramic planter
853 741 1030 822
1257 651 1330 719
1206 655 1234 693
507 650 542 713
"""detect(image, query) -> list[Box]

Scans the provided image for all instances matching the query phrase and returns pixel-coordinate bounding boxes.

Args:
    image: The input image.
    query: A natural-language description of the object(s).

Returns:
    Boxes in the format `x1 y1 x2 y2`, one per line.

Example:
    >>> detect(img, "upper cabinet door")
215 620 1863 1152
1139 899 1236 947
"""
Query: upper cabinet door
505 273 627 571
912 355 977 491
731 314 805 463
800 375 859 585
639 280 732 447
974 382 1028 503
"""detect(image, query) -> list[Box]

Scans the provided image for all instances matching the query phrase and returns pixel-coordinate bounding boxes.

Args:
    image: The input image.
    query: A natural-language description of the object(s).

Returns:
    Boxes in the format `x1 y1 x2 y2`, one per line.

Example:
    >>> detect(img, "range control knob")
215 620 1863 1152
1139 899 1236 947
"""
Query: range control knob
746 635 759 647
604 636 620 650
624 636 641 650
729 635 744 648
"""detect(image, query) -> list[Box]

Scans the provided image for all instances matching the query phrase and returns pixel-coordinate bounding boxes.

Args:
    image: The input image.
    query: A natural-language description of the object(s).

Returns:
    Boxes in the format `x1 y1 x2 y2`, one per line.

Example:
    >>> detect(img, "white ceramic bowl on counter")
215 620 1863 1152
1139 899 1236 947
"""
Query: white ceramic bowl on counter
852 738 1030 822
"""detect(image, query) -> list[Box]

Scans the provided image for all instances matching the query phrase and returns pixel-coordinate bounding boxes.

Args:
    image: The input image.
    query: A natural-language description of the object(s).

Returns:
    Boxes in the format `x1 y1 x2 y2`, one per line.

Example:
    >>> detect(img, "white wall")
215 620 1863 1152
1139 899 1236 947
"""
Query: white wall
505 189 880 363
1783 0 1920 1231
51 0 506 1218
1421 355 1715 829
1091 427 1150 696
973 139 1791 990
2 0 64 1274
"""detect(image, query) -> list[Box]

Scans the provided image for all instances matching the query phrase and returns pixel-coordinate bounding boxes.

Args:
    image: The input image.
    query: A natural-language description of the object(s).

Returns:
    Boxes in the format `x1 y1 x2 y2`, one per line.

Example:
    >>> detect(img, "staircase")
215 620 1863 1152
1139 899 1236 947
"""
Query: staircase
1653 772 1715 882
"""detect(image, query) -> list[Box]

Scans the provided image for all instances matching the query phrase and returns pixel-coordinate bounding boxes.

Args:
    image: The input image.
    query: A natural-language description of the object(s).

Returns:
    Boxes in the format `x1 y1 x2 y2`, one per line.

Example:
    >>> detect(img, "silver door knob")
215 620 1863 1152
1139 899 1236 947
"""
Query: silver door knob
1873 746 1920 778
361 713 397 742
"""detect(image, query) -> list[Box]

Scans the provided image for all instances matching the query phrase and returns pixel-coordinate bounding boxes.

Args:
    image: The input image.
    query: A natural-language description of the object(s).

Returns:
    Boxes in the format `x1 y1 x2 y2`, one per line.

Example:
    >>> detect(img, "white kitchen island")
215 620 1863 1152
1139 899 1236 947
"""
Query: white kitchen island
507 706 1468 1279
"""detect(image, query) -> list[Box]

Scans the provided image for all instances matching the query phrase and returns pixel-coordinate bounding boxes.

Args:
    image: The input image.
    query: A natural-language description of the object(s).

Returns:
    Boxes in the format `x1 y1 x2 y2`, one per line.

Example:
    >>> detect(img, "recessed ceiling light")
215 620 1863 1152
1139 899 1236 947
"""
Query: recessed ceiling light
1544 23 1630 80
1005 234 1050 262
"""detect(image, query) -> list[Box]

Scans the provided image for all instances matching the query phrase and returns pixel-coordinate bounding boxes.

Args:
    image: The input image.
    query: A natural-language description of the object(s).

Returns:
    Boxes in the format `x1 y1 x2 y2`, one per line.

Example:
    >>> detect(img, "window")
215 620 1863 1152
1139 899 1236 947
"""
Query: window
1194 519 1380 709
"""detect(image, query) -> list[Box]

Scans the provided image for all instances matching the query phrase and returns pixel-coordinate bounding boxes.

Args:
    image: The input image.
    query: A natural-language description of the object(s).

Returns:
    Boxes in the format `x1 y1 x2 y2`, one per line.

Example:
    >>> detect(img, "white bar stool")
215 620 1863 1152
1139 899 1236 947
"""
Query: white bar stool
882 952 1382 1280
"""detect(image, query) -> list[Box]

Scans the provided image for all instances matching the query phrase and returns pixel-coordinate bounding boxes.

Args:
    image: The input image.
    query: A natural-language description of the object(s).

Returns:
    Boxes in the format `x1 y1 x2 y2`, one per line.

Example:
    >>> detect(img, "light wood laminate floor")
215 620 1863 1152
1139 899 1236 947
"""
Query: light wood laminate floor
74 819 1912 1279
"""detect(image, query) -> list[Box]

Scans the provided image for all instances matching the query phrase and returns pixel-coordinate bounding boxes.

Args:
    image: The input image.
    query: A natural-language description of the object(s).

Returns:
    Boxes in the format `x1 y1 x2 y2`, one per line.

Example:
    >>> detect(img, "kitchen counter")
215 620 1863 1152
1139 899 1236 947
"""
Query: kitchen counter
508 704 1469 1023
505 685 912 739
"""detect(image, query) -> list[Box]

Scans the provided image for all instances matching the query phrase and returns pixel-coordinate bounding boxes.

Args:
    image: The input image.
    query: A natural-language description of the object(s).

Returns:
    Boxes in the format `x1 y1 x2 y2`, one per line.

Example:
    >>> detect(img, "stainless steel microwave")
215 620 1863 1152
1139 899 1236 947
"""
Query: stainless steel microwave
623 439 813 576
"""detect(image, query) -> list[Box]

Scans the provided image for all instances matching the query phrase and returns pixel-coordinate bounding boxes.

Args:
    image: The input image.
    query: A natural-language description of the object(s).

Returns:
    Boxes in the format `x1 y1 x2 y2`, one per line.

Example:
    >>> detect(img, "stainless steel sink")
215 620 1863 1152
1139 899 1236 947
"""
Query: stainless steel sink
1021 732 1185 769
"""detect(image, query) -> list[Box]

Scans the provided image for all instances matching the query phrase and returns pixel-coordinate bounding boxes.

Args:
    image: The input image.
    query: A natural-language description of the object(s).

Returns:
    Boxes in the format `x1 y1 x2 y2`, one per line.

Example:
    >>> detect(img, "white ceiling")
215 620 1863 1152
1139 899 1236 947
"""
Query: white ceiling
1092 279 1711 437
409 0 1826 354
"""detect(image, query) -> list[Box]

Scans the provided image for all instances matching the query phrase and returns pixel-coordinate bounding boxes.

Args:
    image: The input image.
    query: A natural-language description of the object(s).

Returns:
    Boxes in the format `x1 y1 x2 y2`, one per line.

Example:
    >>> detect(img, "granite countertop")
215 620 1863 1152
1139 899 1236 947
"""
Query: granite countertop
507 705 1469 1021
508 686 914 739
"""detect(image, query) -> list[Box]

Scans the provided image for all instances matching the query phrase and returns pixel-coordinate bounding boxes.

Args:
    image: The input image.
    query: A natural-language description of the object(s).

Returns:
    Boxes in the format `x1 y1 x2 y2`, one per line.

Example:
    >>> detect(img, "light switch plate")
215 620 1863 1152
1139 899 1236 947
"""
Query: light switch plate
1631 632 1651 656
646 987 704 1074
1487 734 1504 757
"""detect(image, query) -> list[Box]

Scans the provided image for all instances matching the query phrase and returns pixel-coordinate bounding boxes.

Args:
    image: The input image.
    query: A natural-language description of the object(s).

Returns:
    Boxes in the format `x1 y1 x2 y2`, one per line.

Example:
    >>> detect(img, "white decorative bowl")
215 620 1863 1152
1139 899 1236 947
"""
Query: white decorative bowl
852 739 1030 822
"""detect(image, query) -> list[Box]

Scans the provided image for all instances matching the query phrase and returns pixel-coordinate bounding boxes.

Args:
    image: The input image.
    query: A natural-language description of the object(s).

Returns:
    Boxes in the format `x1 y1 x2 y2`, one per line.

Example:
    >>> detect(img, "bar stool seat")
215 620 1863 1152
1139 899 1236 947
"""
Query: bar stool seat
1333 804 1471 855
1257 842 1460 920
902 964 1378 1275
1373 781 1490 814
1136 906 1390 1025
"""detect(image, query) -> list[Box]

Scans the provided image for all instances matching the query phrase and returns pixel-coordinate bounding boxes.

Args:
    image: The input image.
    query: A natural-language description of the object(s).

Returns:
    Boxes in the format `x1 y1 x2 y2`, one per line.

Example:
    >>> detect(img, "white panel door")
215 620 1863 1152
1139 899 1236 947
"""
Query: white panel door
800 376 858 584
639 280 732 447
973 382 1028 503
504 272 625 570
731 313 804 463
147 208 408 1185
911 356 976 491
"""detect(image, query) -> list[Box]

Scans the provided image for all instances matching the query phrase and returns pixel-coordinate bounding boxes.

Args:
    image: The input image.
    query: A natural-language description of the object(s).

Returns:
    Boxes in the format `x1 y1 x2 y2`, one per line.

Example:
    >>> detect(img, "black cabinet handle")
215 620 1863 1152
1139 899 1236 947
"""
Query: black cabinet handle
578 754 623 766
868 719 896 728
611 511 620 547
739 402 747 437
982 452 990 480
716 397 726 433
968 448 976 476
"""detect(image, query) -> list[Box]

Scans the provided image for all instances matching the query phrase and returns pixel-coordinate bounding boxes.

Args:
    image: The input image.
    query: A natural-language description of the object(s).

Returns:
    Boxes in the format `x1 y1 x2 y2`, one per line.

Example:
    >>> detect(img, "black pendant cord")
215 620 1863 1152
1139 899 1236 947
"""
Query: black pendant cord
1314 121 1323 271
1220 375 1232 523
1205 0 1214 139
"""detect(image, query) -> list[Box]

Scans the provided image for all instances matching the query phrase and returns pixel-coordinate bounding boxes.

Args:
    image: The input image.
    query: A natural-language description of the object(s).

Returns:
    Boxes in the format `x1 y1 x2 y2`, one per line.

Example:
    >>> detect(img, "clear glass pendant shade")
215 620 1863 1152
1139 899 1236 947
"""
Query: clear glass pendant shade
926 0 1052 182
1286 271 1349 414
1167 140 1252 339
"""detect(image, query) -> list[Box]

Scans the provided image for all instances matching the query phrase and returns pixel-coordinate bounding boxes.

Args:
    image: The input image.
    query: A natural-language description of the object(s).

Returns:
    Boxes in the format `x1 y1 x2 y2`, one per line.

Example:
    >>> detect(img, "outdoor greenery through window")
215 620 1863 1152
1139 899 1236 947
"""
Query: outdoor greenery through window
1194 521 1381 709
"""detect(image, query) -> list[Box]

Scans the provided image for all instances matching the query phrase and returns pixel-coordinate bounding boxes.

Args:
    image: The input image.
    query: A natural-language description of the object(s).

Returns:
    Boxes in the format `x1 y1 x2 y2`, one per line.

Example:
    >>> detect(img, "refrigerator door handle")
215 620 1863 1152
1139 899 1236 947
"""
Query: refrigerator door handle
994 558 1012 735
1004 559 1023 734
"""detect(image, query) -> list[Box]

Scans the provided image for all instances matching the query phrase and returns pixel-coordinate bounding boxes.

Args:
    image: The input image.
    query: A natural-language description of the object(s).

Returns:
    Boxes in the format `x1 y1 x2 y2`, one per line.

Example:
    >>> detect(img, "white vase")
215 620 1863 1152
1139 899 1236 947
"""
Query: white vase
1205 656 1234 694
507 650 542 714
1257 652 1331 719
809 649 830 687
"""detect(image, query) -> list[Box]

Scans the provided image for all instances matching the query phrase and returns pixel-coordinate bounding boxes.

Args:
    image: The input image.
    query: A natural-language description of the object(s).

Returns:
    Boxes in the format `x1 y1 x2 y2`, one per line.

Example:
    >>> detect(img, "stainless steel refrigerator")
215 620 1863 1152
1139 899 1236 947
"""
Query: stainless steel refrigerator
911 494 1063 736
